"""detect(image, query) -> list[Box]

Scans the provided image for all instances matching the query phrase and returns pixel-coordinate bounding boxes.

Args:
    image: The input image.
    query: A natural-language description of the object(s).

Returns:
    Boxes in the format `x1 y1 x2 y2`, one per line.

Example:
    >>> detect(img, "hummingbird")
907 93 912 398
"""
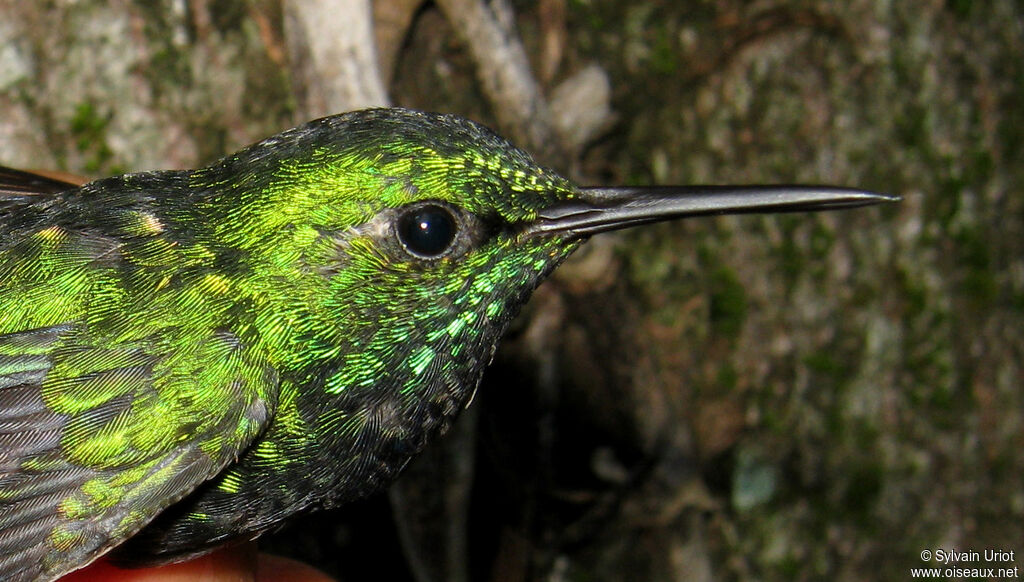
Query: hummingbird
0 107 896 581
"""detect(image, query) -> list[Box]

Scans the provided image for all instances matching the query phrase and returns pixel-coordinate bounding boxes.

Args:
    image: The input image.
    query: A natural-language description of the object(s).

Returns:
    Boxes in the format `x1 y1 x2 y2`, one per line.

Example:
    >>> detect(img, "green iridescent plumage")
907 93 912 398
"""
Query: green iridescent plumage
0 108 895 581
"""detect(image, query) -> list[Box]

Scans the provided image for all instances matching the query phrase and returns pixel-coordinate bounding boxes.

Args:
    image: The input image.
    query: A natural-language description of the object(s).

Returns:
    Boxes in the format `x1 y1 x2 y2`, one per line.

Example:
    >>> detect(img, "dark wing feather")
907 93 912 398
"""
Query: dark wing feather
0 167 83 198
0 325 278 582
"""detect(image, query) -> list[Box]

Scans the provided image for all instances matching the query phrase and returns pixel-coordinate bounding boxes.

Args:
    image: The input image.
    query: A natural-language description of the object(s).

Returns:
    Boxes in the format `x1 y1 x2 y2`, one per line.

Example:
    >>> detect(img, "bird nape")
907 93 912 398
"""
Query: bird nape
0 107 897 582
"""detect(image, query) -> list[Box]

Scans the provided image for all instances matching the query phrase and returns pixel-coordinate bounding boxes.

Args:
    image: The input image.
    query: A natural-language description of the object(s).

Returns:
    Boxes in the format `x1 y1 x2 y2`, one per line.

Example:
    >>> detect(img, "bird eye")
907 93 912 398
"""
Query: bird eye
396 203 459 258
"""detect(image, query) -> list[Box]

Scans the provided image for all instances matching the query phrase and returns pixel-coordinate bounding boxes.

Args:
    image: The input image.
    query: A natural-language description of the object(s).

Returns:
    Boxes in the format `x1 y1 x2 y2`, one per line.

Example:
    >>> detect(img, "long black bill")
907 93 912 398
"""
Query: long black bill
528 185 899 237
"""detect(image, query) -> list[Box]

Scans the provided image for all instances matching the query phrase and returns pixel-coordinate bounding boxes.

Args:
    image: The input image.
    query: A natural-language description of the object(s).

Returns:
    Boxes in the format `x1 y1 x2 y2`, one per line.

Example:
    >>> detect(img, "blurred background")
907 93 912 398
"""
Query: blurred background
0 1 1020 580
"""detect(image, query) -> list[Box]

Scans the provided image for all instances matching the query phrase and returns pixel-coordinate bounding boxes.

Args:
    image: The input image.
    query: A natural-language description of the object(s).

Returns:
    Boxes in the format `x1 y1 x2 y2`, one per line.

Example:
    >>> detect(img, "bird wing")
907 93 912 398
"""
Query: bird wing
0 166 84 197
0 167 281 582
0 322 279 582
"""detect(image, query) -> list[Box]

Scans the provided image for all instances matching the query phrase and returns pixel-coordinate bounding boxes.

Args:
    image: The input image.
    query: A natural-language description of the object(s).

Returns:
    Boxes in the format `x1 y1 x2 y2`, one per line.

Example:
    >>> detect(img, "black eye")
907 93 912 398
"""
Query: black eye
397 203 458 258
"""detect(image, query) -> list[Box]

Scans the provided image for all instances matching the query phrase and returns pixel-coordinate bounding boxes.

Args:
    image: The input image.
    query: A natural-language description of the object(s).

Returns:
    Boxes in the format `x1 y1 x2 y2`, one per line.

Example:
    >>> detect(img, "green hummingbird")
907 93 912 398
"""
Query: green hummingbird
0 107 896 581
